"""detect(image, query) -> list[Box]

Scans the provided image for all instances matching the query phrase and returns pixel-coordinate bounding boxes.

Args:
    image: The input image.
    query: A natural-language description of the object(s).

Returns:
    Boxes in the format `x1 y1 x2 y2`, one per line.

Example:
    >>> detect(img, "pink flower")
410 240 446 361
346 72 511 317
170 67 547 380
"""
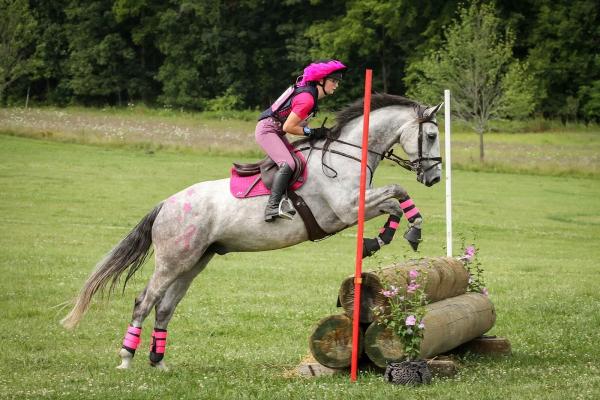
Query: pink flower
406 283 420 293
382 285 399 298
482 287 489 297
405 315 417 326
464 246 476 259
418 322 425 329
409 270 419 280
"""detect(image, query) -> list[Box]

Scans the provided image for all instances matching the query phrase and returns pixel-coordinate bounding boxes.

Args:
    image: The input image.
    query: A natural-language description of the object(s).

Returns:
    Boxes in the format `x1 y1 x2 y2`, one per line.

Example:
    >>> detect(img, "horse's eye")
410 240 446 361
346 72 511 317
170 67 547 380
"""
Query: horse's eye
427 132 437 140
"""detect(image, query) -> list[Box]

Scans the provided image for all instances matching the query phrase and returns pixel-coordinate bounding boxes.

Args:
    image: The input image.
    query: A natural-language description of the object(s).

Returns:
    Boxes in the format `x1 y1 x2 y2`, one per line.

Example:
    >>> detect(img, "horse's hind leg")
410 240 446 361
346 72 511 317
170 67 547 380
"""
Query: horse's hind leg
147 252 214 370
117 251 206 369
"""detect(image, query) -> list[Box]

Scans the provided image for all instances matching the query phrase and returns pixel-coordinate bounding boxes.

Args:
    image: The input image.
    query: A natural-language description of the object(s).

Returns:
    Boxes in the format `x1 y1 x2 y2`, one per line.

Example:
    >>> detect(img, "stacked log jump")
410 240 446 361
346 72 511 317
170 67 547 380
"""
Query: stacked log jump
309 257 497 369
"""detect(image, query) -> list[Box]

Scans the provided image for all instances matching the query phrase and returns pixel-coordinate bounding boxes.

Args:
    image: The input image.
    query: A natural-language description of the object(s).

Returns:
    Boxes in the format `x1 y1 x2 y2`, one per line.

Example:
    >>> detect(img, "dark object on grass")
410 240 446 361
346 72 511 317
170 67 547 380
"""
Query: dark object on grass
384 360 432 385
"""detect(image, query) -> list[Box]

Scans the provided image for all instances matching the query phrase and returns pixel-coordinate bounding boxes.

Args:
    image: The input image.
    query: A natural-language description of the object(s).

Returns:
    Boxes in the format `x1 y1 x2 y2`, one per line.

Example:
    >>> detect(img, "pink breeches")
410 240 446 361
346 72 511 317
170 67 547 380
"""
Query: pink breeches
255 117 296 170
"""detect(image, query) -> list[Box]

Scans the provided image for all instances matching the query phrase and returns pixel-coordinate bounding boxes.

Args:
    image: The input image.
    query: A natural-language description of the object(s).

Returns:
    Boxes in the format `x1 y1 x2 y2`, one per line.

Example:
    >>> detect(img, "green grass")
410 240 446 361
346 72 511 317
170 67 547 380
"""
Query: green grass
1 134 599 399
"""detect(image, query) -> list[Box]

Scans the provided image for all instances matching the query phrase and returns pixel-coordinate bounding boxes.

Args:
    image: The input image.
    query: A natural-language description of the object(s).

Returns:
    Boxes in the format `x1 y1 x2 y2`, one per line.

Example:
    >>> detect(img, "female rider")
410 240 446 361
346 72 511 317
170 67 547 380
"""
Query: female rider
256 59 347 222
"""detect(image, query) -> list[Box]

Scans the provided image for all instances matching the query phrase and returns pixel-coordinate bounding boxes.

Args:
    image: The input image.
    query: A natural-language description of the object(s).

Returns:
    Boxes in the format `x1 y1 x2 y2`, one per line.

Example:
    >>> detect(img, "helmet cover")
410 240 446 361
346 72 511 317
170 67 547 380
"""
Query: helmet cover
299 60 347 86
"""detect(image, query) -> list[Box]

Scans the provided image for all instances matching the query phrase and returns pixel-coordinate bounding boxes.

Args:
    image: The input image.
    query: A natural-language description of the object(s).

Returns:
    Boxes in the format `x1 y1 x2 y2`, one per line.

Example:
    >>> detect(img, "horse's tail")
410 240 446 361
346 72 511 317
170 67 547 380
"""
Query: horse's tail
60 203 164 329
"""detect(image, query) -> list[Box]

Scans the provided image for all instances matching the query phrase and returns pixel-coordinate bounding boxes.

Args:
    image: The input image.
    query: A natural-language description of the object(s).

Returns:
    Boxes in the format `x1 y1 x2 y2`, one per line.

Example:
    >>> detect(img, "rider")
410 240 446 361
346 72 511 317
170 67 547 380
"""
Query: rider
256 59 347 222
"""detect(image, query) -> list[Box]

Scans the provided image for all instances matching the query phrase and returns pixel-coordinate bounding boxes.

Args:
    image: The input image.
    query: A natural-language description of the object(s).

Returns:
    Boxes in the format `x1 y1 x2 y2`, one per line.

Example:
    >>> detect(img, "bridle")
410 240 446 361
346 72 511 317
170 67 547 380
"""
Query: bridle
298 112 442 180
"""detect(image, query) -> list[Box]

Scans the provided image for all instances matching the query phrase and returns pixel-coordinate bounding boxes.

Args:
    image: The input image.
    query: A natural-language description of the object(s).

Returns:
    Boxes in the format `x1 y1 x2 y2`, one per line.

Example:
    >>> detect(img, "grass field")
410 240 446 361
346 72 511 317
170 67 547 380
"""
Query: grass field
1 116 599 399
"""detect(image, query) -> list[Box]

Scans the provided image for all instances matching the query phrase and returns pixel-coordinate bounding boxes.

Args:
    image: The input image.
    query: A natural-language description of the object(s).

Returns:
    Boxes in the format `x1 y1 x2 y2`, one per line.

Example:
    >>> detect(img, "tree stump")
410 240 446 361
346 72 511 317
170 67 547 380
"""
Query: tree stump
308 314 363 369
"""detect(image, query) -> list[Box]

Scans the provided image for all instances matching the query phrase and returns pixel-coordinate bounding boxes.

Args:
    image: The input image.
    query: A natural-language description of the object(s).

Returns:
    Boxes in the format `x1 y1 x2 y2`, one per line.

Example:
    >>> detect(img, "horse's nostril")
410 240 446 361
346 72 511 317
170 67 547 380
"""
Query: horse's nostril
427 176 440 187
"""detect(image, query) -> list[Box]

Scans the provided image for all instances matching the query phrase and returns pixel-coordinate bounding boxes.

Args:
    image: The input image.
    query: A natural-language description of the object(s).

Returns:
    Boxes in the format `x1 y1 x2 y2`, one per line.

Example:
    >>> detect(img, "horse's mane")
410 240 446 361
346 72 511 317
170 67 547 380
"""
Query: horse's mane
293 93 423 146
330 93 422 139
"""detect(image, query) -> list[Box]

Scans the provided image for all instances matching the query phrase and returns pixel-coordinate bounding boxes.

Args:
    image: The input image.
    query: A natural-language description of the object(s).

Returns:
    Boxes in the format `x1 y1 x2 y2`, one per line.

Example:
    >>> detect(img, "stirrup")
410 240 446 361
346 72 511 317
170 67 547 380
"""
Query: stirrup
278 197 296 220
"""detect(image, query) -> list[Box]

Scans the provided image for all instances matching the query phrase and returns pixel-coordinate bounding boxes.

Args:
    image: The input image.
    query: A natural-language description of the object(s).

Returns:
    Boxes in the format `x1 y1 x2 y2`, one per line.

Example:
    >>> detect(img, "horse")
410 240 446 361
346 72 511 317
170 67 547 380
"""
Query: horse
61 93 443 370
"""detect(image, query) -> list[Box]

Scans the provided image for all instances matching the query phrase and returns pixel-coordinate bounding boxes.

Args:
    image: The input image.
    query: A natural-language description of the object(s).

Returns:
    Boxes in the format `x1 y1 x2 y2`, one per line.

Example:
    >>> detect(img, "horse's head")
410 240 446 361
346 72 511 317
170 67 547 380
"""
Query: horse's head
327 94 443 187
397 103 443 187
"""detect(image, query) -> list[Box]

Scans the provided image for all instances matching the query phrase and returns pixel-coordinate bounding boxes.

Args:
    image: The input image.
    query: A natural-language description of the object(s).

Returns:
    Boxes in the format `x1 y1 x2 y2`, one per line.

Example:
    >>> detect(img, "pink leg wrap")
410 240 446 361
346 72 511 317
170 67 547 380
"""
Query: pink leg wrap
399 197 422 223
150 329 168 355
379 215 401 244
122 325 142 353
399 199 414 209
405 207 420 220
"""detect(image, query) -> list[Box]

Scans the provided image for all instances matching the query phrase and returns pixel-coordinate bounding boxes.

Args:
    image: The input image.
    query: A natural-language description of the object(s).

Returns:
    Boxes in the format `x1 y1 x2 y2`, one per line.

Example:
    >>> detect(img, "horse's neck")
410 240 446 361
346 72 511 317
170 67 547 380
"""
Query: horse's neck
337 107 414 169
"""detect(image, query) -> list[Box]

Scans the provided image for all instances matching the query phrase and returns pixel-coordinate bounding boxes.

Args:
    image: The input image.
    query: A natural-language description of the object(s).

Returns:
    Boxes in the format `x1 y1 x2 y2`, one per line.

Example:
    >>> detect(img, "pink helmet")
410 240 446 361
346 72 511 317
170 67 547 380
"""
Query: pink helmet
299 59 347 86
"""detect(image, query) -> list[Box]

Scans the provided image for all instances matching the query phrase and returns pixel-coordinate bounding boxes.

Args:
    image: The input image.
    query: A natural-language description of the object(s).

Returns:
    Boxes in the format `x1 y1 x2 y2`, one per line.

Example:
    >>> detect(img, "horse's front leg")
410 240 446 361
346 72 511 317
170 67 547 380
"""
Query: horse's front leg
360 184 424 255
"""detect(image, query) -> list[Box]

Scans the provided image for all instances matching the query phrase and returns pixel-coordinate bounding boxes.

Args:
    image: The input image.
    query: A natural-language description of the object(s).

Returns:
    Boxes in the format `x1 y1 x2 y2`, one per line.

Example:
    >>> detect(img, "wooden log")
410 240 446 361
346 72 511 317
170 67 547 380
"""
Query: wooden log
364 293 495 368
339 257 469 323
297 362 342 377
427 357 459 377
308 314 363 369
456 336 512 356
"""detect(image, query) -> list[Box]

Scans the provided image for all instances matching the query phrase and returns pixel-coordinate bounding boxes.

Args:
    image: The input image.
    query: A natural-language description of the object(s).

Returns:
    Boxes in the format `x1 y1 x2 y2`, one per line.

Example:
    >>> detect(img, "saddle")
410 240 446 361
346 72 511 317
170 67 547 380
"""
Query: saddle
232 151 304 189
231 151 330 242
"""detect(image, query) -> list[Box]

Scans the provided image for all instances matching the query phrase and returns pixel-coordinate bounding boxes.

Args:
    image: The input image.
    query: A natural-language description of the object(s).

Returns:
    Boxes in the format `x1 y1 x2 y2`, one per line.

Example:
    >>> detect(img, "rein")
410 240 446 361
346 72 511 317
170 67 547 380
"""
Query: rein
297 118 442 179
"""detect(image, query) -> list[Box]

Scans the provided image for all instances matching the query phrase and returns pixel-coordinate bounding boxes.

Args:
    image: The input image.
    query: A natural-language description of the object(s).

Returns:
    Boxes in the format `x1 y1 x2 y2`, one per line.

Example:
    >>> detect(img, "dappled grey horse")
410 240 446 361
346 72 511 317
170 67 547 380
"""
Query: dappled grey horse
61 94 443 369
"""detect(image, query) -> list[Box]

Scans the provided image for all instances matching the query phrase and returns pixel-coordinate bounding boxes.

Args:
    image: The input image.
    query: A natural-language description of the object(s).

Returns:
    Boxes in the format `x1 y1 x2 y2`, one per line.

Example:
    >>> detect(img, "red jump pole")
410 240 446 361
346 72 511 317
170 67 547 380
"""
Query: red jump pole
350 68 372 382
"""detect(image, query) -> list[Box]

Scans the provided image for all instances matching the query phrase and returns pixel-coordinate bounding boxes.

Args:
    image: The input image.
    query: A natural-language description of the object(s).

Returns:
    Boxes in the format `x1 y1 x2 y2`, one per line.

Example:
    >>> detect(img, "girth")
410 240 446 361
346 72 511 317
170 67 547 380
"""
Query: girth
287 191 330 241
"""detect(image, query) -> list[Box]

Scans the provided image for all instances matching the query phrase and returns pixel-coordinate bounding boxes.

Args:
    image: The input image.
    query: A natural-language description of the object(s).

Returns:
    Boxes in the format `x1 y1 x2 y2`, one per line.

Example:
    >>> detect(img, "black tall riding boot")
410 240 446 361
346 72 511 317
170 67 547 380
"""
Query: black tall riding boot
264 163 294 222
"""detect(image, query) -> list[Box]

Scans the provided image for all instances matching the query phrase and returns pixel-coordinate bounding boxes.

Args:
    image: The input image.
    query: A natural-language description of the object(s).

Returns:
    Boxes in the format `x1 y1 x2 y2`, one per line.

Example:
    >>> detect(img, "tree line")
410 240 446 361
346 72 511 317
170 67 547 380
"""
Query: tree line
1 0 598 121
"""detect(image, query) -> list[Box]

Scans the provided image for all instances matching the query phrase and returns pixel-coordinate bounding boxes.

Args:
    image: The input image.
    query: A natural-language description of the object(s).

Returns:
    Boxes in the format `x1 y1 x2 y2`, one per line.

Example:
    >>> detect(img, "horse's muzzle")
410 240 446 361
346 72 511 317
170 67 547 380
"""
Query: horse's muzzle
417 172 440 187
417 164 441 187
425 176 440 187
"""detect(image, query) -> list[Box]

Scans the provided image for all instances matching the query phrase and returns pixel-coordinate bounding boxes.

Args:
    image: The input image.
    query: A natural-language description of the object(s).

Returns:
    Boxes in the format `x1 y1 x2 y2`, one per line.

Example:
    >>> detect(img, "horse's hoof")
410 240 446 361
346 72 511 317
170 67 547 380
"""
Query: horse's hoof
403 227 421 251
116 360 131 369
117 348 133 369
150 360 168 371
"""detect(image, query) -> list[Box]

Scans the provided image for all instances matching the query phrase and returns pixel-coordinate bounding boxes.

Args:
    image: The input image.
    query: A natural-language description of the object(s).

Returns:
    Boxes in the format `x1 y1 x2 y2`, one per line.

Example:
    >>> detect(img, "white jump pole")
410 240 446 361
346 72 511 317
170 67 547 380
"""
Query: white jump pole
444 89 452 257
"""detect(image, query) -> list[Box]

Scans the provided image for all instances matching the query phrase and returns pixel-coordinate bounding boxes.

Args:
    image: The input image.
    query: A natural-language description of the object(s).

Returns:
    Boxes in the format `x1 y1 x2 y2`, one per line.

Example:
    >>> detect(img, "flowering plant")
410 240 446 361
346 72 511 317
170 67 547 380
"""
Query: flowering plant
459 244 488 296
373 268 428 360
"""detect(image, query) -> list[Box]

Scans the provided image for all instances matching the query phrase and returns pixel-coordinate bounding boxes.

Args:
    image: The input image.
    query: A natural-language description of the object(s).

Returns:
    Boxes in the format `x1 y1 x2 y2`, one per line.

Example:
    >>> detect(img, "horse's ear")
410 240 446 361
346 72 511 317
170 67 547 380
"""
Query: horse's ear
424 103 443 119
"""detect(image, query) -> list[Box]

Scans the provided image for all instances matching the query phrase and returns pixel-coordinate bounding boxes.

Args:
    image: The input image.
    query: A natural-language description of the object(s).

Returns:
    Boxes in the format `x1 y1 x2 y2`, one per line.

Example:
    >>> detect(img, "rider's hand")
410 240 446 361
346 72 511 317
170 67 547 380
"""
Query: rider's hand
304 126 330 139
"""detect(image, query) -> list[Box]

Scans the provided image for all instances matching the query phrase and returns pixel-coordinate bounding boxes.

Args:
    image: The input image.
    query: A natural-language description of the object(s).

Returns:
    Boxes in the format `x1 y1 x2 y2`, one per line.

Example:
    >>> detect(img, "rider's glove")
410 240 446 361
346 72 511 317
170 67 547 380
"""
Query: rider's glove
303 126 330 139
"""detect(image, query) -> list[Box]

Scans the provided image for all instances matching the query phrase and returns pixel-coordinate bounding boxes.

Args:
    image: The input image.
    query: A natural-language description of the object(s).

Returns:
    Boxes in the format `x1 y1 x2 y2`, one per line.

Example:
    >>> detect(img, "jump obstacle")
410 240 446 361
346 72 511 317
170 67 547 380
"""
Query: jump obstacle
302 257 510 377
334 81 508 380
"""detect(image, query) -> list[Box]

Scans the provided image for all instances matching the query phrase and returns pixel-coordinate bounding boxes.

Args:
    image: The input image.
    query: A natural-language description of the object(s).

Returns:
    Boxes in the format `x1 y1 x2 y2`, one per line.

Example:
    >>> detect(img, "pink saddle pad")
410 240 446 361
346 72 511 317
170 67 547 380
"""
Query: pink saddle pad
230 150 308 198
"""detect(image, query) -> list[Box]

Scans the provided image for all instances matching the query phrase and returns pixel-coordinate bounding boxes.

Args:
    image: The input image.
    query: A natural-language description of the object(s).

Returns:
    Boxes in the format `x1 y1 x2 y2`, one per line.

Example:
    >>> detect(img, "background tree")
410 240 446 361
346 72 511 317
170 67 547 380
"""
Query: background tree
112 0 167 104
0 0 38 103
524 0 599 122
0 0 597 120
302 0 452 104
64 0 142 106
406 2 537 162
28 0 70 105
